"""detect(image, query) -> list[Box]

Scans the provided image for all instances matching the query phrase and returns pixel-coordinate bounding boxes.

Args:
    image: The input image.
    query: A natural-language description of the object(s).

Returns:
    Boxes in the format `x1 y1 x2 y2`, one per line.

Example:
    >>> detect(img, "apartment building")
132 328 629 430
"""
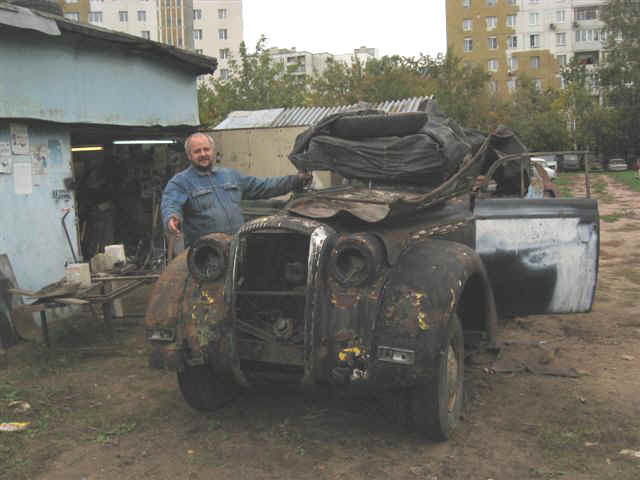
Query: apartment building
267 46 379 78
446 0 608 95
59 0 243 67
192 0 242 78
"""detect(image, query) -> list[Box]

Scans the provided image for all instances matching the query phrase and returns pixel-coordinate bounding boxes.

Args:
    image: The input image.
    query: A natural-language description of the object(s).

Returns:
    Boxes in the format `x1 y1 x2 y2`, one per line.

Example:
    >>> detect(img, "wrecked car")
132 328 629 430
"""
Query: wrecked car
145 104 599 441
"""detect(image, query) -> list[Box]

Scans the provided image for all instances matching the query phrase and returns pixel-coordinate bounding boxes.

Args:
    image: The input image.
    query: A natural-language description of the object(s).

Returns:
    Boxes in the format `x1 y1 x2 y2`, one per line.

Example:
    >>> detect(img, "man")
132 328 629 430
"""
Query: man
161 133 311 247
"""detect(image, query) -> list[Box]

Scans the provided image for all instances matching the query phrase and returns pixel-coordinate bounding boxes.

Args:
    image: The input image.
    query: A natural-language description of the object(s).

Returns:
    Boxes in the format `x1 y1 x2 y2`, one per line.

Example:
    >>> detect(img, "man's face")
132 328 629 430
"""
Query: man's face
188 135 214 170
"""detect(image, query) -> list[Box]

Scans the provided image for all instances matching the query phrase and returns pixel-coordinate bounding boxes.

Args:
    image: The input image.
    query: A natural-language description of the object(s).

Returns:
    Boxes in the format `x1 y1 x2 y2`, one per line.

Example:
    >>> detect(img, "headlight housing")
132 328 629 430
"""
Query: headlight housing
187 234 228 283
329 233 385 287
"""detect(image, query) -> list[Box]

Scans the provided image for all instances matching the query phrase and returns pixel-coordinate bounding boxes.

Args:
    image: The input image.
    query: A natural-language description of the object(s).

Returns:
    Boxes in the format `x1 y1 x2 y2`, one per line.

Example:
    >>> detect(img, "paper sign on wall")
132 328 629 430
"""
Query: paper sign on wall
13 161 32 195
10 123 29 155
0 142 11 174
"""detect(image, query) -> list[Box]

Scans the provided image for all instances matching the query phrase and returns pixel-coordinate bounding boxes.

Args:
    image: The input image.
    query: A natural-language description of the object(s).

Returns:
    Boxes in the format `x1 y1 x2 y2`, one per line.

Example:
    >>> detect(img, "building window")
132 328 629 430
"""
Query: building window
489 80 498 94
137 10 146 22
507 79 516 92
193 9 202 20
166 13 171 24
560 77 567 90
220 69 230 80
506 14 516 28
508 35 518 48
219 48 230 59
64 12 79 21
463 0 471 7
463 19 472 31
141 30 150 40
488 59 498 72
533 79 542 91
64 0 78 3
530 34 540 48
196 49 203 54
486 16 497 30
557 54 567 67
556 32 566 46
529 12 539 26
463 37 473 52
218 28 228 40
486 0 496 5
119 11 128 22
509 57 519 71
529 0 539 4
178 38 182 47
177 17 182 26
575 7 599 21
530 56 540 69
556 10 565 23
88 11 102 23
194 29 203 40
488 36 498 49
218 8 228 19
507 0 518 5
576 29 603 42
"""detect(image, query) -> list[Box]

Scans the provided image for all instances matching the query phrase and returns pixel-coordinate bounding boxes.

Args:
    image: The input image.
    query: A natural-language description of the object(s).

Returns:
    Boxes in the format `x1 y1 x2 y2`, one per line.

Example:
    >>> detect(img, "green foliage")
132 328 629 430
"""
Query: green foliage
499 76 570 152
308 55 433 106
598 0 640 157
413 51 492 129
197 36 309 127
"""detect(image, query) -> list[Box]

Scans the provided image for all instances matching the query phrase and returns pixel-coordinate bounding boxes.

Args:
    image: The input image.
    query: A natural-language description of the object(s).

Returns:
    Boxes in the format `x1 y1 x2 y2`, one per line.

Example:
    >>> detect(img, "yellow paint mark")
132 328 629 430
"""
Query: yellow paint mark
449 288 456 312
418 312 428 330
413 292 424 307
338 346 362 362
191 313 196 320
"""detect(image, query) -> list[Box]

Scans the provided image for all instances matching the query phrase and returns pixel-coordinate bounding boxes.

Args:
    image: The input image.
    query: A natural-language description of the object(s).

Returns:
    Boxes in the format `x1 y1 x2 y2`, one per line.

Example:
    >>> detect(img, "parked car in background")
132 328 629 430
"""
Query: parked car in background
608 158 628 171
560 153 582 171
531 157 557 180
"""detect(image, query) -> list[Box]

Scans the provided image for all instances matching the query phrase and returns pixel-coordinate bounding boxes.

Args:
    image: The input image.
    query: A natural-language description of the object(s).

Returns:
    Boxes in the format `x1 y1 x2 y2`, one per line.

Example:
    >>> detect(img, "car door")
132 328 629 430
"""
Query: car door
473 198 599 316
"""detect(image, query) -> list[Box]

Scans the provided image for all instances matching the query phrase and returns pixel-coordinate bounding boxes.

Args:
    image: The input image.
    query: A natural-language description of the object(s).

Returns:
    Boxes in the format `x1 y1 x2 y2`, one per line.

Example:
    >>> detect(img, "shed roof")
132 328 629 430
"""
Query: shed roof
0 3 217 75
214 97 430 130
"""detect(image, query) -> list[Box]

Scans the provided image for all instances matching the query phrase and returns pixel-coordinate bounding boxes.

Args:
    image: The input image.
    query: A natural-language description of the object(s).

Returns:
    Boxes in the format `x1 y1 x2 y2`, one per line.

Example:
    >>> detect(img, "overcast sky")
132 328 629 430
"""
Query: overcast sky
243 0 447 59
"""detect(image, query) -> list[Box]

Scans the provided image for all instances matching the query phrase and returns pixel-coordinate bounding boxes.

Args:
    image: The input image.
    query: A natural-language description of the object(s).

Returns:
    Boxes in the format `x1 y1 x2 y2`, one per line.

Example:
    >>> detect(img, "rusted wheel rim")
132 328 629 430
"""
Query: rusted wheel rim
446 344 458 413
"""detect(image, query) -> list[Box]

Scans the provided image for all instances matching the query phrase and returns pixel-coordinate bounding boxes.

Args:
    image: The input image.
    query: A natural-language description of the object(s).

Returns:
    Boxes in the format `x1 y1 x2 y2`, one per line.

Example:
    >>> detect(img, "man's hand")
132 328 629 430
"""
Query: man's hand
294 172 313 191
167 215 182 235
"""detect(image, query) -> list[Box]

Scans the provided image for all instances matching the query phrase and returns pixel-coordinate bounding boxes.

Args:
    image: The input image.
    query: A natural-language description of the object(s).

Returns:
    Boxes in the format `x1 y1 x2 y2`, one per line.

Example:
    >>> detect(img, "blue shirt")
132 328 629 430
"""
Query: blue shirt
161 165 298 247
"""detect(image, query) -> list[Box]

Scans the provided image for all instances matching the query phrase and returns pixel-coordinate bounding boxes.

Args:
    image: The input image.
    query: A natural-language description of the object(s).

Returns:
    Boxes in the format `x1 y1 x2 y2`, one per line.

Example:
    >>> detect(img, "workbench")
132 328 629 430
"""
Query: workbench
10 274 158 347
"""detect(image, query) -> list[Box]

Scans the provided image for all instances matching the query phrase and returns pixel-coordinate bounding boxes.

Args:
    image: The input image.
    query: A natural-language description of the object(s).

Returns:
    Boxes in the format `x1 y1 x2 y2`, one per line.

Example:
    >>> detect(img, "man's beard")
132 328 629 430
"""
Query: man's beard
193 161 211 172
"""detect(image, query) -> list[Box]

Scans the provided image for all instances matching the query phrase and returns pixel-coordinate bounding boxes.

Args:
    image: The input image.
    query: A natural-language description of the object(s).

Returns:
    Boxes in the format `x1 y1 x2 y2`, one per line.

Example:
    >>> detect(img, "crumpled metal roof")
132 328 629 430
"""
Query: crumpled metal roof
215 97 430 130
0 2 217 75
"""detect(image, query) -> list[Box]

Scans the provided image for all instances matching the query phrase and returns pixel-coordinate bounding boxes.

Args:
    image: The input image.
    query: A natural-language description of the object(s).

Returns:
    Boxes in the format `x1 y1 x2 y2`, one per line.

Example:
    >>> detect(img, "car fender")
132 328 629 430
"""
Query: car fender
372 239 497 386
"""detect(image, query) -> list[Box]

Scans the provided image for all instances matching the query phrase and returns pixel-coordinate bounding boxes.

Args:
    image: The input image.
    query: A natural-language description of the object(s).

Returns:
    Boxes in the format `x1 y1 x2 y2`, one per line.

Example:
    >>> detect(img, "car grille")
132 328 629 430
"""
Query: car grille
233 230 310 370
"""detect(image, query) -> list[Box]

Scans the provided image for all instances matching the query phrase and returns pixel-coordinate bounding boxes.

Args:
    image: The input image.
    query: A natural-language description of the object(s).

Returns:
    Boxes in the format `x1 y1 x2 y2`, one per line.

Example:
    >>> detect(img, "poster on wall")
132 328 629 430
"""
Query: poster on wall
0 142 11 174
13 160 32 195
10 123 29 155
31 145 48 185
48 139 62 167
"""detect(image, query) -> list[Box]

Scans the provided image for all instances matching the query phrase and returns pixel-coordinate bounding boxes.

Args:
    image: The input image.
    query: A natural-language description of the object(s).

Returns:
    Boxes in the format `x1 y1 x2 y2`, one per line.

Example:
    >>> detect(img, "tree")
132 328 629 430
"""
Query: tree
413 51 492 129
501 76 569 152
598 0 640 157
308 55 432 106
559 59 600 151
198 37 308 127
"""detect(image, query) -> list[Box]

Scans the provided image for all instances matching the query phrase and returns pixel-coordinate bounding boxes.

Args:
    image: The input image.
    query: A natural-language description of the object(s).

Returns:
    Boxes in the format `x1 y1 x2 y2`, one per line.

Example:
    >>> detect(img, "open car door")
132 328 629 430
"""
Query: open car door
474 198 599 316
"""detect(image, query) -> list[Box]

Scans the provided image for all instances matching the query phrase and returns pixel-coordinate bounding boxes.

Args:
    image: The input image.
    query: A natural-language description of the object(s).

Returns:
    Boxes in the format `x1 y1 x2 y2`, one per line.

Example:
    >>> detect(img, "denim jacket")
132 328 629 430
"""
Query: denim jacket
161 165 298 247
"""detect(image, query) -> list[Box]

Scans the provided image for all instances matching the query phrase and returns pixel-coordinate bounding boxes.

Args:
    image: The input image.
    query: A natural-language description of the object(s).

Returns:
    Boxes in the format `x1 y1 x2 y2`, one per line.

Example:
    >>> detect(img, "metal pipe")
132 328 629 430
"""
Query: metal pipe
61 209 78 263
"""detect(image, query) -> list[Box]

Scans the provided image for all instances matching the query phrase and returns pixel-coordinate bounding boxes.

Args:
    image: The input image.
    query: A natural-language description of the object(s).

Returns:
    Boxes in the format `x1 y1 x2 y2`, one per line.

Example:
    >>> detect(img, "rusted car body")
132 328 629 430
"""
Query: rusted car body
146 135 599 441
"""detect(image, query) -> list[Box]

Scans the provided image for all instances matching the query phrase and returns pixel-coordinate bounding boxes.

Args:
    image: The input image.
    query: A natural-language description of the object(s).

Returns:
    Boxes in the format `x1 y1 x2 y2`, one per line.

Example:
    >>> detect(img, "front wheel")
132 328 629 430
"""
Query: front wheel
409 313 464 441
177 364 241 411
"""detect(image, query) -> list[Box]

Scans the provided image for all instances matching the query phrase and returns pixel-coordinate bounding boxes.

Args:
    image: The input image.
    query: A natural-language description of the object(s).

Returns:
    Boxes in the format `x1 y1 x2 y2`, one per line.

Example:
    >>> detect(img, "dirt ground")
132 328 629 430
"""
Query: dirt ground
2 173 640 480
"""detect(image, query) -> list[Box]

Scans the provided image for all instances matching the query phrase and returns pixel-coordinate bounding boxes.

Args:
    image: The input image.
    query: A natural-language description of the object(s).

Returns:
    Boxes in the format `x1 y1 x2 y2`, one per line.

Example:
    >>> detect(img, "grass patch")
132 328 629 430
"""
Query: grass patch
606 171 640 192
554 173 580 198
601 213 625 223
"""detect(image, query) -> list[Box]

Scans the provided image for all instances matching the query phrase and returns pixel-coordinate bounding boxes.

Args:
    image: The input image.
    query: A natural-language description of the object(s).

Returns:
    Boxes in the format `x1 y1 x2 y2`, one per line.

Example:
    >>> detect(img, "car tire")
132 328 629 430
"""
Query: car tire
409 313 464 441
177 364 240 411
330 112 428 139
